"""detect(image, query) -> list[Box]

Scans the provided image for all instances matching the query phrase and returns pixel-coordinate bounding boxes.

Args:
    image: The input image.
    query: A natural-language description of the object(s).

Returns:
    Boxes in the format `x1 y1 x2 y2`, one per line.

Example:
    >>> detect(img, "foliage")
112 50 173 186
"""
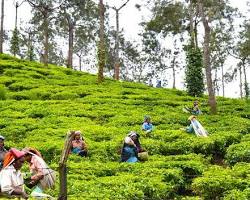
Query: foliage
192 163 250 200
185 46 204 97
10 27 20 56
0 84 6 100
0 55 250 199
225 142 250 165
146 1 186 35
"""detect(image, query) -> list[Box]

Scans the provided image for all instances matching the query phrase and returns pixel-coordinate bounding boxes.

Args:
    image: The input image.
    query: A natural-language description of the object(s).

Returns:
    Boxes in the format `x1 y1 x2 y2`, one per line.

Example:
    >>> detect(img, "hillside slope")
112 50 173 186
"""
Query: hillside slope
0 54 250 199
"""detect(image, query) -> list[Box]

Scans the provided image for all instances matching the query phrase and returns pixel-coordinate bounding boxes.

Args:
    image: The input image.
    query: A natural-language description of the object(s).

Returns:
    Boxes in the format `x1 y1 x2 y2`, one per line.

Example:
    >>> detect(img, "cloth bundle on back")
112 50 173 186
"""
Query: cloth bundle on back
187 115 208 137
23 147 56 199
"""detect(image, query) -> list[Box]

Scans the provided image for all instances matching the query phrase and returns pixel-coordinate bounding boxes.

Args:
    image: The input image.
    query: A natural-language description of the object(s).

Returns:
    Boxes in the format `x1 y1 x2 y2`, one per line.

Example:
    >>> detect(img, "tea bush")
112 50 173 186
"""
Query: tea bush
0 55 249 199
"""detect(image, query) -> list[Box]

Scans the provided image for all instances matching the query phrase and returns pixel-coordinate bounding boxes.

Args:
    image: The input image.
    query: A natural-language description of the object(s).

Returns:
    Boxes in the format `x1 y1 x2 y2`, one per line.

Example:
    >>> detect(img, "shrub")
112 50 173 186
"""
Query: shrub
0 85 7 100
224 189 250 200
225 142 250 165
185 47 204 97
50 91 79 100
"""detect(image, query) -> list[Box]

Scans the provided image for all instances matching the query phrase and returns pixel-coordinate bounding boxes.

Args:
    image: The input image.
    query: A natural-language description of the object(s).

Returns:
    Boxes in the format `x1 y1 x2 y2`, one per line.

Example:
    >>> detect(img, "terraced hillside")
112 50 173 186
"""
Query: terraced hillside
0 54 250 199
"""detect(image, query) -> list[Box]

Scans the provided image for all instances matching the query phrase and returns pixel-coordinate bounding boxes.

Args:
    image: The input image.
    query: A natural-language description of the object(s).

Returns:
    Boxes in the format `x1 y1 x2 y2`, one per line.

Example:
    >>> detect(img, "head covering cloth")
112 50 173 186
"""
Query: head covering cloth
22 147 42 158
3 148 26 168
144 115 151 121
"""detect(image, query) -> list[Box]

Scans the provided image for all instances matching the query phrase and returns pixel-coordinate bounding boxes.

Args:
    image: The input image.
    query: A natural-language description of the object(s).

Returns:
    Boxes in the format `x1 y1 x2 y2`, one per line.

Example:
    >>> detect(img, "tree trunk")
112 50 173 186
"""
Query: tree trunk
189 0 195 48
112 1 130 80
199 1 216 114
43 16 49 67
242 59 249 98
239 64 243 98
15 3 18 28
79 56 82 71
98 0 105 83
221 64 225 97
172 56 176 89
194 21 198 49
114 9 120 80
214 68 219 95
67 23 74 68
0 0 4 53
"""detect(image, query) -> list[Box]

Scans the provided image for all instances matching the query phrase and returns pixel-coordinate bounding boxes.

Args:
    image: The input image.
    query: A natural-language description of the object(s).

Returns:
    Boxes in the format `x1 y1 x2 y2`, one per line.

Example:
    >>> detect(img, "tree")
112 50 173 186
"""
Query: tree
238 22 250 98
208 20 232 96
0 0 4 53
110 0 130 80
227 21 250 99
145 0 203 91
25 28 36 61
10 27 20 56
74 31 95 71
97 0 105 83
26 0 63 67
140 30 171 84
14 0 25 28
185 45 204 97
188 0 199 48
57 0 98 68
198 0 215 113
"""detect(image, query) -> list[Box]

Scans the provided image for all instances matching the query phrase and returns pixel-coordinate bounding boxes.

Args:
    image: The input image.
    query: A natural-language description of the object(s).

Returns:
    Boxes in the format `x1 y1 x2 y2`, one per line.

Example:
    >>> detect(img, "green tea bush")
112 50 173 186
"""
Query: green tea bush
8 80 39 91
225 142 250 165
224 189 250 200
50 91 79 100
192 164 250 199
0 84 6 100
1 55 250 199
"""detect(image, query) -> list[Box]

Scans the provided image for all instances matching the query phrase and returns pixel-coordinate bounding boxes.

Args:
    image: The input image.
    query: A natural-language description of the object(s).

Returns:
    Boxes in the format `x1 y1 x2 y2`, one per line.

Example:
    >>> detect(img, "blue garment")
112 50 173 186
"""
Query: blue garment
72 147 87 157
142 122 153 132
72 147 82 154
191 109 201 115
186 124 194 133
121 146 138 163
156 80 162 88
33 185 43 193
186 120 199 133
127 156 138 163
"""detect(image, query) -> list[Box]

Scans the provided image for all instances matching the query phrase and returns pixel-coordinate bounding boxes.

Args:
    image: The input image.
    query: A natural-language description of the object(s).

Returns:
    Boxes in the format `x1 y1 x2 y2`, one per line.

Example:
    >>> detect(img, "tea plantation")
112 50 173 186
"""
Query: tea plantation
0 54 250 199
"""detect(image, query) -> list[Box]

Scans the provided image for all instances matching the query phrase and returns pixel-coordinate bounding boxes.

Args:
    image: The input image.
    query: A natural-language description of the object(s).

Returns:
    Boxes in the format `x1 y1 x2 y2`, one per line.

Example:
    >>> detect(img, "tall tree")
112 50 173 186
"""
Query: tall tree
25 28 36 61
74 30 96 71
198 0 215 113
238 22 250 98
146 1 203 93
226 20 249 98
188 0 199 48
14 0 25 28
210 25 233 97
10 28 20 56
57 0 98 68
140 30 171 84
97 0 105 83
185 45 204 97
0 0 4 53
111 0 130 80
26 0 62 67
